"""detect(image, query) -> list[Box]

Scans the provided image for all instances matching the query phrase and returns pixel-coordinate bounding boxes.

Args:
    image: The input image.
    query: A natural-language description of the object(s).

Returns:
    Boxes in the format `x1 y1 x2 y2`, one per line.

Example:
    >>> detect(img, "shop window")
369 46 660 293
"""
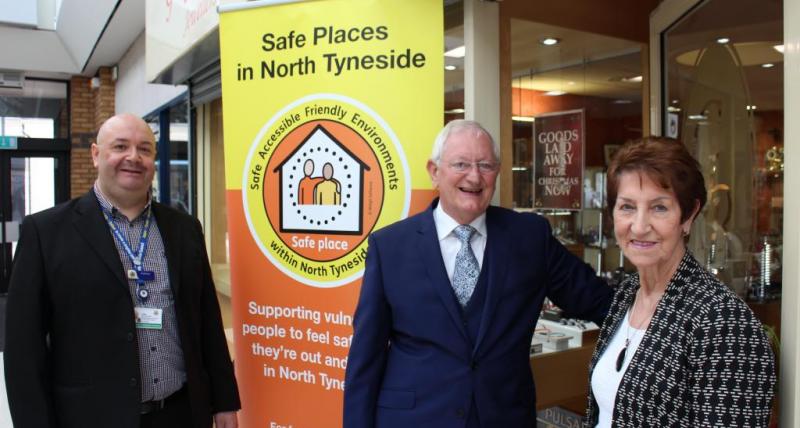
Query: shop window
510 20 645 275
147 97 193 214
664 0 783 301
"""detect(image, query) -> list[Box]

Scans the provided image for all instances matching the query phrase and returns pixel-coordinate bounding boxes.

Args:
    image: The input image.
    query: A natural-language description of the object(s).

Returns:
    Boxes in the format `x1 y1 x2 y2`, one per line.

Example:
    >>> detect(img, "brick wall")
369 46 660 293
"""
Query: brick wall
69 67 116 198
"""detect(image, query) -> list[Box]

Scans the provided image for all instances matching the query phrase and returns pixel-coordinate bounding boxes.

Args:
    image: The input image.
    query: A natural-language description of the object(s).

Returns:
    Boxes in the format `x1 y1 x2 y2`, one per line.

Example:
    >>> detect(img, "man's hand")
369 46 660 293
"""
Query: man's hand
214 411 238 428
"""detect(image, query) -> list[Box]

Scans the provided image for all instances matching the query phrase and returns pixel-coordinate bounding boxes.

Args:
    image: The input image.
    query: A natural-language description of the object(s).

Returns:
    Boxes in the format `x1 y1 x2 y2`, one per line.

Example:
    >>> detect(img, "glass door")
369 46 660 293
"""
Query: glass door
0 151 68 293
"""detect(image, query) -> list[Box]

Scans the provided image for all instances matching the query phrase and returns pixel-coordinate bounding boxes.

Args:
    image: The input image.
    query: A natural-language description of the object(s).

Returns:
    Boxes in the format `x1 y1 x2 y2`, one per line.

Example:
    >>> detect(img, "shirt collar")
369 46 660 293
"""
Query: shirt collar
433 202 487 241
93 181 152 220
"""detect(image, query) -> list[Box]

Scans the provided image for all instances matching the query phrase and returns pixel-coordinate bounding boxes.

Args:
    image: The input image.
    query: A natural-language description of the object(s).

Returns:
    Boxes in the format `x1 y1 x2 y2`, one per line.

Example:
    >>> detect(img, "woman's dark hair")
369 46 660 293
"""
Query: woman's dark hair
606 137 707 223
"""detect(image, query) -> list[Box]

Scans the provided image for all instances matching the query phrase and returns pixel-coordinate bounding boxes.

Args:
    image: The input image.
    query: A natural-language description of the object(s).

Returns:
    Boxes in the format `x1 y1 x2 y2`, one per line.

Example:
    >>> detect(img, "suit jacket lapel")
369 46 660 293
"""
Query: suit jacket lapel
473 207 510 356
152 203 182 296
72 191 127 288
418 204 470 342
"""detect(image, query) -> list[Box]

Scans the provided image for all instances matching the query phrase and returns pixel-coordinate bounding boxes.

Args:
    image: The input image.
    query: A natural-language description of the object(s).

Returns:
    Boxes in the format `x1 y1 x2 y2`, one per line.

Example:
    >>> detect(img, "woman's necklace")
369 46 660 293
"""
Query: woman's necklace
615 291 649 372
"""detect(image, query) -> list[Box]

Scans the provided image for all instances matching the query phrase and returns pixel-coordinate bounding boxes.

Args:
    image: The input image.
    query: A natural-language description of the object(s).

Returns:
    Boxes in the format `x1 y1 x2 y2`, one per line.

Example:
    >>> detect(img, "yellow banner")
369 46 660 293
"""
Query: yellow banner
219 0 442 425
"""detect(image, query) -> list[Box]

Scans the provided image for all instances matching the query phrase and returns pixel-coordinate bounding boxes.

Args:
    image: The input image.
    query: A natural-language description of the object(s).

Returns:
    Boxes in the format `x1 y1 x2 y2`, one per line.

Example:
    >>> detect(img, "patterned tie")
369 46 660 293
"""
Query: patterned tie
452 224 480 308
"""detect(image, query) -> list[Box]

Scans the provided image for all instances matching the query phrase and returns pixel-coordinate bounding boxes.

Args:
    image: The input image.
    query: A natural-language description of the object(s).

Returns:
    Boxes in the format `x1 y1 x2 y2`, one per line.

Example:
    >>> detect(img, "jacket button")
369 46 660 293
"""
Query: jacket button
129 378 137 387
456 408 465 419
126 332 134 342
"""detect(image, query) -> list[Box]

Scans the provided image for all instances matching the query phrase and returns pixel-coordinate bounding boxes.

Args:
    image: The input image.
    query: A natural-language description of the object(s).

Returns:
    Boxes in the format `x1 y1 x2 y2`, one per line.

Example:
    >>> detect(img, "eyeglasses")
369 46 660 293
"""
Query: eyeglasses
447 161 499 174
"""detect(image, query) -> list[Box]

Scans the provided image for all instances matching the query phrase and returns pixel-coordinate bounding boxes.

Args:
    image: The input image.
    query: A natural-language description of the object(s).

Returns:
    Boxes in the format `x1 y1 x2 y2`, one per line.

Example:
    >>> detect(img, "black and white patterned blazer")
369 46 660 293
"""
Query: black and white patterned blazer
584 252 776 427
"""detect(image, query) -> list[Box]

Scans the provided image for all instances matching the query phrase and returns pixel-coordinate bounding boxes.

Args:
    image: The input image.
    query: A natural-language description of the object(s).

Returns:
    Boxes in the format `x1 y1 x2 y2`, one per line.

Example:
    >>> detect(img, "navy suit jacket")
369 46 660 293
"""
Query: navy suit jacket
343 201 612 427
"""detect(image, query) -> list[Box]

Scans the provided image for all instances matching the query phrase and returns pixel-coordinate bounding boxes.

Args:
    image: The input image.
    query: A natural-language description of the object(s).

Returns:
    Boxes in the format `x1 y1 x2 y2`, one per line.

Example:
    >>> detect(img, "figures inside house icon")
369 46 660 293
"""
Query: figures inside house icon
314 162 341 205
274 124 371 234
297 160 341 206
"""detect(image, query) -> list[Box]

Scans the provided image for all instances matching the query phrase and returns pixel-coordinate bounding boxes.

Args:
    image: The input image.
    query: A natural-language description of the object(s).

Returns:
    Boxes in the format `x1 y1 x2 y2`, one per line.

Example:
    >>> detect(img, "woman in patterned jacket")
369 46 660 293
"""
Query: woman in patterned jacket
585 138 776 427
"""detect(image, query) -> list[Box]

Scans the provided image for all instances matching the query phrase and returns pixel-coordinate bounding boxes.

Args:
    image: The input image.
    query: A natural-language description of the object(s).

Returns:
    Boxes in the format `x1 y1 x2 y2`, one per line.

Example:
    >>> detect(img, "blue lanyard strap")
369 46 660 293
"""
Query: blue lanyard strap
102 205 153 275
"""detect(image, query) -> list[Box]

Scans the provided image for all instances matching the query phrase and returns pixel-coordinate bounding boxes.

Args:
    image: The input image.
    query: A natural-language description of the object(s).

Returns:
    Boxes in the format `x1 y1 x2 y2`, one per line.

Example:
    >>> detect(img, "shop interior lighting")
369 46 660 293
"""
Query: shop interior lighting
761 63 775 68
444 65 456 71
512 166 528 171
612 99 633 104
540 37 560 46
544 90 566 96
621 75 643 83
445 108 465 114
688 114 708 120
716 37 731 44
444 45 465 58
774 44 785 53
746 105 758 110
512 116 535 122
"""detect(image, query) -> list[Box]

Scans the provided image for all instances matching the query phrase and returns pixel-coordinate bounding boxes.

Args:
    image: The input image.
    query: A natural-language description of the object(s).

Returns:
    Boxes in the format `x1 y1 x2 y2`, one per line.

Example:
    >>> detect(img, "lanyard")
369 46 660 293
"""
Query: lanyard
102 206 153 303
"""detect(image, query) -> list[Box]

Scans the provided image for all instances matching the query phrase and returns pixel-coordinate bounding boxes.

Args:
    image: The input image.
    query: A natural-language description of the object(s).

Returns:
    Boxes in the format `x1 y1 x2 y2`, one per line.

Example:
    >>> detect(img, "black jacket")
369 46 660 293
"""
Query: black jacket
5 190 240 428
585 252 776 427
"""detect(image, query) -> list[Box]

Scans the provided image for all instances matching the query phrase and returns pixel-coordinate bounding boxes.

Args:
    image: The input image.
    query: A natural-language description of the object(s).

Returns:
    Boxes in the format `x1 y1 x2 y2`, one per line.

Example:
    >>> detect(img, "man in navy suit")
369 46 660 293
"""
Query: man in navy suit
343 120 612 427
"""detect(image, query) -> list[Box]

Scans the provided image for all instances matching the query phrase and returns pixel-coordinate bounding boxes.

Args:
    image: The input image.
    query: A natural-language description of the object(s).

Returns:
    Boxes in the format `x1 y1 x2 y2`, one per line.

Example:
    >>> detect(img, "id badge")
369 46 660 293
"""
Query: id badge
134 307 163 330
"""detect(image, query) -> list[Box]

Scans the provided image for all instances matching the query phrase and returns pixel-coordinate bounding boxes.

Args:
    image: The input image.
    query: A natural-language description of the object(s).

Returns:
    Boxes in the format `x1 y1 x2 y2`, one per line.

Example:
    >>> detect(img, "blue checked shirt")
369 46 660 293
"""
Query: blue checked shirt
94 184 187 402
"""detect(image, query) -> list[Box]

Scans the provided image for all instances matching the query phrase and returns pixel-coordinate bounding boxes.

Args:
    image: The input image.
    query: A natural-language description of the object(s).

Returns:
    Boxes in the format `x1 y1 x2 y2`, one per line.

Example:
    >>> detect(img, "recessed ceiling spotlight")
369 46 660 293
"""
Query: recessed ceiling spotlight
746 105 758 111
716 37 730 44
761 63 775 68
774 44 785 53
445 65 456 71
671 99 680 104
544 90 566 96
444 45 465 58
540 37 560 46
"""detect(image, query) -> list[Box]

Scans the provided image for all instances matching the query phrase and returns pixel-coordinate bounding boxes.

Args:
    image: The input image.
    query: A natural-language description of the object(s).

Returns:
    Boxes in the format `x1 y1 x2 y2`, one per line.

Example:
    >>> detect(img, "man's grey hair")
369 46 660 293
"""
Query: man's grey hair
430 119 500 165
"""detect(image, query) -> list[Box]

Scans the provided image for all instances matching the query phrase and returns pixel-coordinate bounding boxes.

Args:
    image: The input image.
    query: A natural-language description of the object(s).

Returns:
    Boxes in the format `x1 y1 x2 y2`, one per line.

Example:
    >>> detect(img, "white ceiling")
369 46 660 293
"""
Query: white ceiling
0 0 144 78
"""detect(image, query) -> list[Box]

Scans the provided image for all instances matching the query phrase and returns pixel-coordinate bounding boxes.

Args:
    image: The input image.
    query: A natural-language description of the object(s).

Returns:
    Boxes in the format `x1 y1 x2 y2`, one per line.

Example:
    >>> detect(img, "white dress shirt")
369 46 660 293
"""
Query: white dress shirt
433 204 487 282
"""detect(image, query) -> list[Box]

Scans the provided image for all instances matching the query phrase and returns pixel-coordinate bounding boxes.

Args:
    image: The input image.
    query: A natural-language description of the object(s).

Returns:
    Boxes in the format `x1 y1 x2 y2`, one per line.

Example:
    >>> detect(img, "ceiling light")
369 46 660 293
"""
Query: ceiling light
444 45 465 58
540 37 560 46
512 116 535 122
671 99 680 104
612 99 632 104
716 37 730 44
445 108 465 114
512 166 528 171
621 75 643 83
544 90 566 96
689 114 708 120
761 63 775 68
774 44 785 53
445 65 456 71
746 105 758 111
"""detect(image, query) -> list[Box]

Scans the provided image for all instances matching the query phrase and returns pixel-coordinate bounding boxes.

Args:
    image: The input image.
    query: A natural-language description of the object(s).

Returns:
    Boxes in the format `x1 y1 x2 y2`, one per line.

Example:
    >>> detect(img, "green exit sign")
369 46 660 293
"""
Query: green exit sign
0 136 18 149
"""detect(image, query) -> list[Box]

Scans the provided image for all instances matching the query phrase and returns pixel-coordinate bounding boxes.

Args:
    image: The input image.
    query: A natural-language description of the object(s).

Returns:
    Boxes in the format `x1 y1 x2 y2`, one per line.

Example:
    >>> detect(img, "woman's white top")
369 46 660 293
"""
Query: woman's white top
590 309 647 428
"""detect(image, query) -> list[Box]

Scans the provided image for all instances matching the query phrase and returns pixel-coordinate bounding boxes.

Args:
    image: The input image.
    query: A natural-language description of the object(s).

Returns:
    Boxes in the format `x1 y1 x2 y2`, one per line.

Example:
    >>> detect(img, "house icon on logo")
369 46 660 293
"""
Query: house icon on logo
273 124 370 235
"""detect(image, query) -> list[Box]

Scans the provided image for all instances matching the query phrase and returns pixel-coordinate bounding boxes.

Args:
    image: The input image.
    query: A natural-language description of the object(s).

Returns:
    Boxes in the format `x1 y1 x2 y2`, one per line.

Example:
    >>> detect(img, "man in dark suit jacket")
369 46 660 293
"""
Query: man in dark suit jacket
5 113 240 428
343 120 612 427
